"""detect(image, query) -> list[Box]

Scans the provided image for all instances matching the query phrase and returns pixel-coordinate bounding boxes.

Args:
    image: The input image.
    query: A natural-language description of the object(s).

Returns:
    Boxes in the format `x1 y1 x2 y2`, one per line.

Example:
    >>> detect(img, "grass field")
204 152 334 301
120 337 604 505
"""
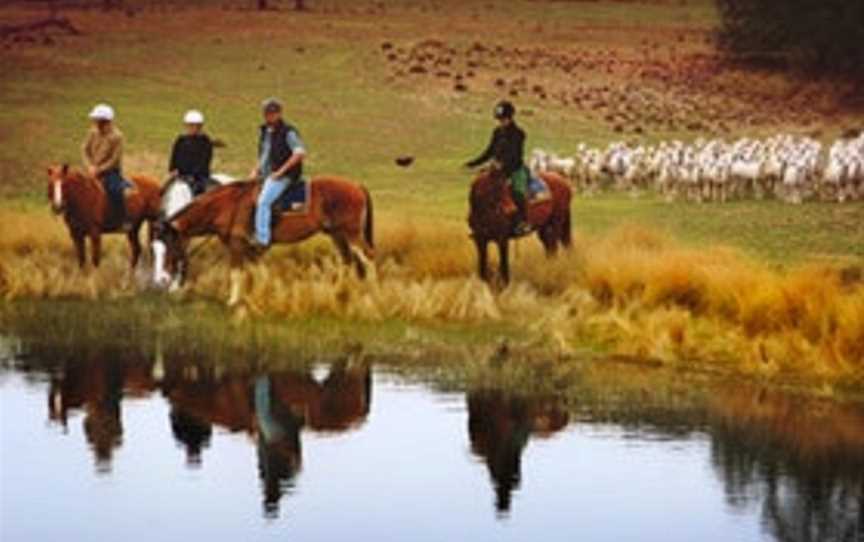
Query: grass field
2 0 863 388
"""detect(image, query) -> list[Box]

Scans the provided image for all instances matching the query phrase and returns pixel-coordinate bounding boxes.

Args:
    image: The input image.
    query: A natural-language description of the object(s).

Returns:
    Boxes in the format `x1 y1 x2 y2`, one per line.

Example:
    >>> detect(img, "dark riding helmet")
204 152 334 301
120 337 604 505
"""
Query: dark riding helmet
494 100 515 120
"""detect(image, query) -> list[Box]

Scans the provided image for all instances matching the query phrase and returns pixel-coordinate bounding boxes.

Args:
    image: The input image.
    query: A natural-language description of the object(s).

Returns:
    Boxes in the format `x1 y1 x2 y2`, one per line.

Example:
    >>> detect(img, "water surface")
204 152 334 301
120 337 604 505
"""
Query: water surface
1 336 862 541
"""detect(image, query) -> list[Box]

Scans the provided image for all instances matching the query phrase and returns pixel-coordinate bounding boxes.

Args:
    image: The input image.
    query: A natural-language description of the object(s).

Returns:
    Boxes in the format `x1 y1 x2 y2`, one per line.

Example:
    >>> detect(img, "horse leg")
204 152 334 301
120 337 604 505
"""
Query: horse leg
90 233 102 268
127 223 142 270
72 233 86 269
497 239 510 286
331 232 370 279
474 238 489 282
227 237 246 307
538 226 558 257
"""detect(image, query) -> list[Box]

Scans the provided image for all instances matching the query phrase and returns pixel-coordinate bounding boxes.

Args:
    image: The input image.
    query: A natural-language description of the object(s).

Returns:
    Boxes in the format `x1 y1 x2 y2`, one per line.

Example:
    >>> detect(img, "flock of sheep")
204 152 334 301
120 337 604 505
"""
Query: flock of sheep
530 132 864 204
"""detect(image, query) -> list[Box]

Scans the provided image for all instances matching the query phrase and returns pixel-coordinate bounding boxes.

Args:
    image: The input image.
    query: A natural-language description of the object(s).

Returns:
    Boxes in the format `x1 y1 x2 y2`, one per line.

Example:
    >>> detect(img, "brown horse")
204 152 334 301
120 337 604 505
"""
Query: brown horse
468 166 572 285
154 177 374 306
47 164 162 269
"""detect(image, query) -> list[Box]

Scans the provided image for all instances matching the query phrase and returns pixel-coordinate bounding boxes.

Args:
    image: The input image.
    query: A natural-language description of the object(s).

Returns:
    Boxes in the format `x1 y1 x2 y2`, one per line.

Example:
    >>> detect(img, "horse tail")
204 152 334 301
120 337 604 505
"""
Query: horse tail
362 185 374 256
559 180 573 248
561 204 572 247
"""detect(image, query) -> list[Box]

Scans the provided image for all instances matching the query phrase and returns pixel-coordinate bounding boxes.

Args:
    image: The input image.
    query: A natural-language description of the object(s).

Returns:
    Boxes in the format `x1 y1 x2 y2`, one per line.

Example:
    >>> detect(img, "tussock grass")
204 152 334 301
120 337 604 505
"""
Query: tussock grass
1 208 862 383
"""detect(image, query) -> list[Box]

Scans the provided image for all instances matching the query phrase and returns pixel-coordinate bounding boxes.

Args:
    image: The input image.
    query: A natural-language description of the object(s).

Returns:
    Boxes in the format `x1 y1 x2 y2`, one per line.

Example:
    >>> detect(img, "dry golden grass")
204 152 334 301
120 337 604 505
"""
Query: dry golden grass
2 207 862 381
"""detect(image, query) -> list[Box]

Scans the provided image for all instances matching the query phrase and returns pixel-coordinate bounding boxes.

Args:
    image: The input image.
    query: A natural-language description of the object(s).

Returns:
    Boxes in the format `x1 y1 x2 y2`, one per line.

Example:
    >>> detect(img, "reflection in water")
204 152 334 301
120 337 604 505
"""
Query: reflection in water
2 336 862 540
708 389 864 542
48 354 155 472
467 390 568 514
38 349 371 517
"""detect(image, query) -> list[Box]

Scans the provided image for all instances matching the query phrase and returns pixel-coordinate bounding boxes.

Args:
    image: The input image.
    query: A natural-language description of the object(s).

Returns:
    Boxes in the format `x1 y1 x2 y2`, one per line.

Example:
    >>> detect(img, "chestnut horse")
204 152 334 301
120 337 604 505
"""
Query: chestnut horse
153 177 374 306
468 167 572 285
47 164 162 269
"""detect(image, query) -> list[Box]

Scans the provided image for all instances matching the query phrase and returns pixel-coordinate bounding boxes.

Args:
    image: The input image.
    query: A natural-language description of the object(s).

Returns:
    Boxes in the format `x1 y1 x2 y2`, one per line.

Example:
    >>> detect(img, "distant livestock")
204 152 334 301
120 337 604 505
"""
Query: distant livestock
530 132 864 204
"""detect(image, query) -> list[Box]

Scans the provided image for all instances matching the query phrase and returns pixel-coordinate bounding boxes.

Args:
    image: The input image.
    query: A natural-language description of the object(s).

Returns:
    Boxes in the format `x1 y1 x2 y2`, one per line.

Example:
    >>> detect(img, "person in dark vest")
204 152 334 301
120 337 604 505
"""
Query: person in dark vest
465 101 531 236
248 98 306 249
168 110 213 196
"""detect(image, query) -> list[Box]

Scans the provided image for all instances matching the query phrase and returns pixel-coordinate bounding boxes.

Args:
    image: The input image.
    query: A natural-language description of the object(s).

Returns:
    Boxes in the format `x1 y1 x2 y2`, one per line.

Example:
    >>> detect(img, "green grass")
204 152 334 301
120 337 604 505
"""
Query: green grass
573 194 864 263
2 1 864 391
2 0 862 263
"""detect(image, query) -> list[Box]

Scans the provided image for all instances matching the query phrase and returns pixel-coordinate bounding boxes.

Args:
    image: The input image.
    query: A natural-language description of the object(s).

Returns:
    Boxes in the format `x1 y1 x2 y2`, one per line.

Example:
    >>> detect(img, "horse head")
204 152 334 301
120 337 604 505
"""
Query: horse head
152 219 187 289
46 164 71 215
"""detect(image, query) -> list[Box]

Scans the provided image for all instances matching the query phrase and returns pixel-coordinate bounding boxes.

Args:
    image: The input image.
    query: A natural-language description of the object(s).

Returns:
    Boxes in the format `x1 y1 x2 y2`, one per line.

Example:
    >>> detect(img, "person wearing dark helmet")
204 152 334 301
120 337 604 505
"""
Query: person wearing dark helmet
465 101 531 235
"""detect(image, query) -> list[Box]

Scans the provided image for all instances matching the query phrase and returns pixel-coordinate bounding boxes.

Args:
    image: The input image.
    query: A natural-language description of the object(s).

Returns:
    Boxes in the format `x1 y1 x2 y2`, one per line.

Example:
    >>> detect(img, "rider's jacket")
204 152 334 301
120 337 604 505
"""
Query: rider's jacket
258 120 304 183
169 134 212 179
82 126 124 176
466 122 526 178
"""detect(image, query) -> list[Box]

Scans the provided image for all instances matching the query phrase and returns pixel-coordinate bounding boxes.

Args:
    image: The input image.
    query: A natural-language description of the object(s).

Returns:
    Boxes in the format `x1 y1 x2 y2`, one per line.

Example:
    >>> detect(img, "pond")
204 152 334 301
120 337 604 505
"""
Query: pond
1 334 862 542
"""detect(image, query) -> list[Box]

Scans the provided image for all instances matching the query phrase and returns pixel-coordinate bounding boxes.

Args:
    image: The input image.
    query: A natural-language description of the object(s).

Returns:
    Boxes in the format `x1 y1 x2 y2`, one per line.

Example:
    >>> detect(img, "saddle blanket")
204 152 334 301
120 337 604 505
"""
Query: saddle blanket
528 176 551 203
273 179 310 214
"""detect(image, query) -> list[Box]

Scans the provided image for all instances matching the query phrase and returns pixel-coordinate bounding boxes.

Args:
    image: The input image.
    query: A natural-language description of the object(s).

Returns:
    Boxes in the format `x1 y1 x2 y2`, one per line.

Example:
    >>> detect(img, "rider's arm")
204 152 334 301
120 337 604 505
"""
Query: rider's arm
81 131 95 169
168 137 181 174
202 136 213 177
95 134 123 176
465 130 496 168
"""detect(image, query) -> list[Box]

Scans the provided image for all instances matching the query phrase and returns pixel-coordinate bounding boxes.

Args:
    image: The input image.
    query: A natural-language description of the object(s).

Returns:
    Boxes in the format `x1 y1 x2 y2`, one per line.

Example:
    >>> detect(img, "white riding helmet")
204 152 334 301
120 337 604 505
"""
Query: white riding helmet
88 103 115 121
183 109 204 125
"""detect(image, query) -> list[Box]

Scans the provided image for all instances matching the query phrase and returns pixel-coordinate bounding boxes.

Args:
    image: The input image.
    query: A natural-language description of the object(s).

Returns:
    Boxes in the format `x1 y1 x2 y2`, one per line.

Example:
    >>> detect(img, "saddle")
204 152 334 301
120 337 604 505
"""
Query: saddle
527 175 551 203
273 179 310 215
248 180 311 230
101 174 134 230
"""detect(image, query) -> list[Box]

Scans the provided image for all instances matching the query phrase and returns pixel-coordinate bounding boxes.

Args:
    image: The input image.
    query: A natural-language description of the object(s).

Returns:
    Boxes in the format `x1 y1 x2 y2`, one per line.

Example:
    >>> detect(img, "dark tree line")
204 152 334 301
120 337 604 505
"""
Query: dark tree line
715 0 864 79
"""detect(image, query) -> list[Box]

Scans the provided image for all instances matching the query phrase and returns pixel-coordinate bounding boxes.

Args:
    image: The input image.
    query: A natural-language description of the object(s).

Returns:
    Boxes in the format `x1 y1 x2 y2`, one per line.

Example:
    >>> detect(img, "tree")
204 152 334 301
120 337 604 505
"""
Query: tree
715 0 864 78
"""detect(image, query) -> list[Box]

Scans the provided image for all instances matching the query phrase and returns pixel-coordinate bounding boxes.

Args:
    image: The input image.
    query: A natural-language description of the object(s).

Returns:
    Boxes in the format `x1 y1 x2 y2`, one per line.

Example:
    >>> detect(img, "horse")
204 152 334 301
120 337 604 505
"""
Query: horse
47 164 162 270
153 177 374 306
468 166 572 285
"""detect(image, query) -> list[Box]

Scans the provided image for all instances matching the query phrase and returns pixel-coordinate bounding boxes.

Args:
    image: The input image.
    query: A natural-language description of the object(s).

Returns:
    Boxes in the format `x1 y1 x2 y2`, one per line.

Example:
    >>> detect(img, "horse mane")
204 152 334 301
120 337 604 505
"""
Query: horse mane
166 180 257 224
470 167 504 202
62 166 102 192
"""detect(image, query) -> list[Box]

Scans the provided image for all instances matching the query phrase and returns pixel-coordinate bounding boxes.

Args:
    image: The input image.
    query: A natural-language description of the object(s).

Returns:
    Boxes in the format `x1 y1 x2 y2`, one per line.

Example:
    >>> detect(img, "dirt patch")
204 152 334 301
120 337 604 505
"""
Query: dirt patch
377 29 861 138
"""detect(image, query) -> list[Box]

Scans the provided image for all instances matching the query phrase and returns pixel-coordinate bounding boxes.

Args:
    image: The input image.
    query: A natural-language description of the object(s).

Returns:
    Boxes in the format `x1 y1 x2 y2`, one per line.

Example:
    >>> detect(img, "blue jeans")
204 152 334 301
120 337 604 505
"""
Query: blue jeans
255 176 289 245
102 169 128 222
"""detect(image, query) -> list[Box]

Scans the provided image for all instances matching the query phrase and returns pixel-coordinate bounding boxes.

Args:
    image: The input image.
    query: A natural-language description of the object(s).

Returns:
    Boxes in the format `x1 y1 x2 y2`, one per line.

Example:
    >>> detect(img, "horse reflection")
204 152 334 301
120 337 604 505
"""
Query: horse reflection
48 355 158 473
467 389 569 514
161 362 371 517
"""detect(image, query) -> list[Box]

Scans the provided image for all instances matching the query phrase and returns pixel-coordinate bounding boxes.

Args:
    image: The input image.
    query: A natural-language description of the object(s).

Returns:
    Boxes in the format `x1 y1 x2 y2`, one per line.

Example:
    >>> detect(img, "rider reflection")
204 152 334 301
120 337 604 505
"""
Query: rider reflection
254 375 303 518
169 407 212 467
467 390 569 514
49 358 131 473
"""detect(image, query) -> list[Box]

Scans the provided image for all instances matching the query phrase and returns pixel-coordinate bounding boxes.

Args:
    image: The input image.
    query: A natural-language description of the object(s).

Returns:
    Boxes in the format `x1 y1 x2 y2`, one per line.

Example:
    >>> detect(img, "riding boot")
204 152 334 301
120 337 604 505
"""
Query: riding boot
512 194 531 236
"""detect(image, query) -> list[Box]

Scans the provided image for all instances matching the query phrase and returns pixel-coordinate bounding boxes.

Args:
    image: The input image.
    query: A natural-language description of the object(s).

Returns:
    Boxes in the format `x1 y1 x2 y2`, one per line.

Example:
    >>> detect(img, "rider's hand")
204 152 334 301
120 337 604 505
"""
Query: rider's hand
248 168 260 180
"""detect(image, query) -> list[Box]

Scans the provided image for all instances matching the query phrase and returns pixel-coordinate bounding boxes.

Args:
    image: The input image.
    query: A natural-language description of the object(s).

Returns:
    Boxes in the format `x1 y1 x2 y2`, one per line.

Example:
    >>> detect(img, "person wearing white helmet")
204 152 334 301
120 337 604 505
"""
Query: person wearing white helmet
168 109 213 196
81 103 130 230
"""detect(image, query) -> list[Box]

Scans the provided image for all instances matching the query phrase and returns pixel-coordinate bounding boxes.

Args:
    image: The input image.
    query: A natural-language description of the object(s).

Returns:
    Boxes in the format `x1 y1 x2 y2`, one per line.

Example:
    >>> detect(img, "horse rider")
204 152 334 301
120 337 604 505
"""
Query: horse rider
465 100 531 235
81 103 130 230
168 110 213 196
248 97 307 250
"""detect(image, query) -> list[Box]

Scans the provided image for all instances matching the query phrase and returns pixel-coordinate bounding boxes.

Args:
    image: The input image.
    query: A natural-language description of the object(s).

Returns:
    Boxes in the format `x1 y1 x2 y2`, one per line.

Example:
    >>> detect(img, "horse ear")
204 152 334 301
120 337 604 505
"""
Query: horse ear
61 163 69 176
